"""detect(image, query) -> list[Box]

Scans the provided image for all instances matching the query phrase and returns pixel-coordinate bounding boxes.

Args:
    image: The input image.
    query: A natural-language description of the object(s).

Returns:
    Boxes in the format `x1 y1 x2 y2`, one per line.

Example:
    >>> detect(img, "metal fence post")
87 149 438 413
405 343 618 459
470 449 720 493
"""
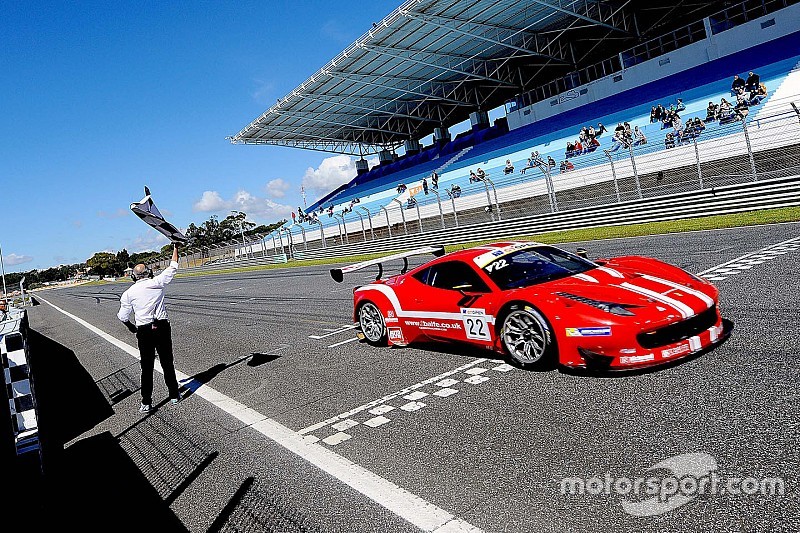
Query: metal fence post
628 145 643 199
270 233 277 253
381 206 392 238
414 200 423 233
605 153 622 202
333 215 345 244
282 228 293 260
358 206 375 240
481 179 496 221
484 177 502 220
298 225 307 250
742 116 758 181
692 135 704 189
431 189 445 229
447 191 459 227
392 198 408 234
355 211 367 241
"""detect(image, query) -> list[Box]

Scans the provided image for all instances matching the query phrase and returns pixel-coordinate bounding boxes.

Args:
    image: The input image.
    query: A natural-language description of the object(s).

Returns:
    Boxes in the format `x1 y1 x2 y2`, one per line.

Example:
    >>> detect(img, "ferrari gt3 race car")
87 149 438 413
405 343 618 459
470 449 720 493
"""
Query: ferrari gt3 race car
330 242 733 371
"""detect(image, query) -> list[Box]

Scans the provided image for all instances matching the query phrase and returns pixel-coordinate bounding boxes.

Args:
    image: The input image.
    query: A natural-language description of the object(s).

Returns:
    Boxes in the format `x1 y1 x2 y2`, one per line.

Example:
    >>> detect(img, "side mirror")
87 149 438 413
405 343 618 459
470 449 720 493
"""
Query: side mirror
576 247 589 259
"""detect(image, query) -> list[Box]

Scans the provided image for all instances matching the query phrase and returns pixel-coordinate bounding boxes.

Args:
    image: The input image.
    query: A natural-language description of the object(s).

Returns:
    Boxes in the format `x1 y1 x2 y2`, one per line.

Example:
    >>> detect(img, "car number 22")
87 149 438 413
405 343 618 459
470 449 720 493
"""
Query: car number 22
463 315 491 341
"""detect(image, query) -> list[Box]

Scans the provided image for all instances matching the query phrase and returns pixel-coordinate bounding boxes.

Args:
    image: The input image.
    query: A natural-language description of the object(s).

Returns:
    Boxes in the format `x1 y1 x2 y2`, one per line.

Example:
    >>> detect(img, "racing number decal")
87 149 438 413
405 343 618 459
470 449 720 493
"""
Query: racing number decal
461 308 491 341
485 258 508 273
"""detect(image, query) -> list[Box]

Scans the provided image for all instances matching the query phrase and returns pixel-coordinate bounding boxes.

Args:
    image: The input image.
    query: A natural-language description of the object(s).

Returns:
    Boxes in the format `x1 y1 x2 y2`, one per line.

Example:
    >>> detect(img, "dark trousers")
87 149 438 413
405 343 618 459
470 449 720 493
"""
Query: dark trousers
136 319 180 404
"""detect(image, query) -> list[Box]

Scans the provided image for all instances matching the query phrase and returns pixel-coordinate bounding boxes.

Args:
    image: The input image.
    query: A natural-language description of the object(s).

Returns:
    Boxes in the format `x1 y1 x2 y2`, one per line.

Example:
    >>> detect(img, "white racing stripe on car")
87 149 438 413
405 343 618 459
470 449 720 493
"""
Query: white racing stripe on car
620 282 696 319
37 295 482 533
597 266 625 278
357 284 496 324
640 274 715 308
573 273 599 283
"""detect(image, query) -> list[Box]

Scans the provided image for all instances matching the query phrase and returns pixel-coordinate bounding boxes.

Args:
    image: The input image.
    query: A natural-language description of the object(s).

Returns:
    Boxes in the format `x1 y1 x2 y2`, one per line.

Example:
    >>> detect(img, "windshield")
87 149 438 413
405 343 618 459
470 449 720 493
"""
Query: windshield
481 246 596 290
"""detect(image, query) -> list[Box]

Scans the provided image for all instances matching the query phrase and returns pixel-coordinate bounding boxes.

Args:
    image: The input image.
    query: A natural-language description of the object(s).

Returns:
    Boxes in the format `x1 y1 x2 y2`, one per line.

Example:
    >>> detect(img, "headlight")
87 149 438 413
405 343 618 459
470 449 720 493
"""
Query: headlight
556 292 637 316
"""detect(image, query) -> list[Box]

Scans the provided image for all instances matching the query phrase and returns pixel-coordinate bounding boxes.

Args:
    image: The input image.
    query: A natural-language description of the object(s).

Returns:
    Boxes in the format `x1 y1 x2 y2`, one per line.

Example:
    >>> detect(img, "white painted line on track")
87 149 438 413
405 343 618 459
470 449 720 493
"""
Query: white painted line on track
299 358 487 435
695 235 800 276
309 324 358 340
37 295 482 533
328 337 360 348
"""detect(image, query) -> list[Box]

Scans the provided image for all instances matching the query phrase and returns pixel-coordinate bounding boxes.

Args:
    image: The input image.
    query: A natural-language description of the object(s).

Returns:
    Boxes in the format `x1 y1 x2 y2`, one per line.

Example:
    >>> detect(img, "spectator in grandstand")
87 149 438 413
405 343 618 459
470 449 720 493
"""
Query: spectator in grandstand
749 82 767 105
573 139 583 154
614 123 624 135
650 106 658 123
734 96 750 120
692 117 706 134
706 101 718 122
520 154 536 174
532 151 544 167
431 171 439 189
0 299 7 322
118 245 182 413
604 131 627 154
560 160 574 173
731 74 746 94
407 196 417 209
476 168 486 180
422 177 429 194
565 141 575 157
291 211 296 223
587 136 600 151
719 97 732 118
675 98 686 112
469 170 479 183
449 184 462 198
623 122 632 141
633 126 647 146
504 159 514 175
588 125 596 139
665 132 675 149
745 71 760 92
596 122 608 137
655 104 666 120
548 155 556 169
328 206 334 217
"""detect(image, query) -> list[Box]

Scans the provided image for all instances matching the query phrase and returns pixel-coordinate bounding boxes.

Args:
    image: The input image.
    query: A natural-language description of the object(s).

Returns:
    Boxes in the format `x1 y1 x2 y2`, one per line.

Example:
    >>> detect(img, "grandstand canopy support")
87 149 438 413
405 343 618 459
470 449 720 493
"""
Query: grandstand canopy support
231 0 734 156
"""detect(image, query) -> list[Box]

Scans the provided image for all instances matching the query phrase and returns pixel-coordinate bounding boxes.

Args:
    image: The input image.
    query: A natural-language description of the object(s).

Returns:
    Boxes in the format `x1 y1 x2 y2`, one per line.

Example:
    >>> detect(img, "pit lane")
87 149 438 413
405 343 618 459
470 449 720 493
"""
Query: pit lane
28 222 800 531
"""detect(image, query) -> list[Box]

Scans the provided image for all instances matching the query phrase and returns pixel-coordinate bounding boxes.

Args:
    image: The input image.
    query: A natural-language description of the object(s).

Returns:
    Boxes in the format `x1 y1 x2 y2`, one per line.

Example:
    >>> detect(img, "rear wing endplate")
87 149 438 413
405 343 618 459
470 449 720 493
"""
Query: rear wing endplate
330 245 445 283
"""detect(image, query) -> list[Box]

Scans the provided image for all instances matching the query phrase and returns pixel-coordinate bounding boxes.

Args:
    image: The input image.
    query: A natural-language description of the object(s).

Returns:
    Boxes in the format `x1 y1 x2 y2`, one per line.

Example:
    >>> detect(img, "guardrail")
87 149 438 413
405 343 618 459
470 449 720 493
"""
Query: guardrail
181 173 800 272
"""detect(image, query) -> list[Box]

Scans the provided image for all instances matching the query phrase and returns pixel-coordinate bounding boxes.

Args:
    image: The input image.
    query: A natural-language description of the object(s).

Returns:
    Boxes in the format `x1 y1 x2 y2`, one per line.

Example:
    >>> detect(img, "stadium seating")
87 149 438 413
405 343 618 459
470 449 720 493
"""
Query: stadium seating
288 46 800 248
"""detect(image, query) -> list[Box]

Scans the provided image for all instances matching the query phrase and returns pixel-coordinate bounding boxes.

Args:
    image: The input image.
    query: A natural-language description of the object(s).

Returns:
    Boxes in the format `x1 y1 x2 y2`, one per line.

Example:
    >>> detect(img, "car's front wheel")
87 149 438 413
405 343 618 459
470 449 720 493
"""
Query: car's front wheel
500 304 556 369
358 301 388 346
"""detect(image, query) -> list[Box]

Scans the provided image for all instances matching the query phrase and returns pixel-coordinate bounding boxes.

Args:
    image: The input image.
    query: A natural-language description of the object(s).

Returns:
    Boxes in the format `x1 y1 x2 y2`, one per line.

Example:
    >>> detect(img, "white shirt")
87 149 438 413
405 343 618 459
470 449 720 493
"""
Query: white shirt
117 261 178 326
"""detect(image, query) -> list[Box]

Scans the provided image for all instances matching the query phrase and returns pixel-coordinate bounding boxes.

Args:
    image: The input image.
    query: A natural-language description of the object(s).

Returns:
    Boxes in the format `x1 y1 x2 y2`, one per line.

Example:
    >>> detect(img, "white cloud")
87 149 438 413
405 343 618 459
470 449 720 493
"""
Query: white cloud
265 178 291 199
193 191 228 212
302 155 377 195
126 230 170 253
3 253 33 266
192 189 293 220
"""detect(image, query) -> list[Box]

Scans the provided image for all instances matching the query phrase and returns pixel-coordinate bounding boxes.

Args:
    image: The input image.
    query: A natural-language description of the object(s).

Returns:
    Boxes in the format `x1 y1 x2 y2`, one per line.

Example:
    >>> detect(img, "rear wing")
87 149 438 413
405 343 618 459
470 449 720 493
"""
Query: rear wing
330 245 445 283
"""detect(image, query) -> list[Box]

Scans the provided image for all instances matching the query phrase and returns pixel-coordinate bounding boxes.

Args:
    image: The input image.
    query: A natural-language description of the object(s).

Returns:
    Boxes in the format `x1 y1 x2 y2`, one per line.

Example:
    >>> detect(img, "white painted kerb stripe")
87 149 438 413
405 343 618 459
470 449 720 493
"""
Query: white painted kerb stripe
37 295 481 533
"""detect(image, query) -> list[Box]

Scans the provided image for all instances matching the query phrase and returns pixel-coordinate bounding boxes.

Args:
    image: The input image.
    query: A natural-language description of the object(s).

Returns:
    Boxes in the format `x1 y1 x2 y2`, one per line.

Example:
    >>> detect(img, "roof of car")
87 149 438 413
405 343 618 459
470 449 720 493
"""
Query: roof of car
443 241 545 261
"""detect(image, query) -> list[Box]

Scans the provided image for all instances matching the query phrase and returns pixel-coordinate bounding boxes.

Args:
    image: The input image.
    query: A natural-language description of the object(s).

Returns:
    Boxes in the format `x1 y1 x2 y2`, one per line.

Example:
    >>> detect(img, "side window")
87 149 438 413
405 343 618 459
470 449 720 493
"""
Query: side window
412 267 432 285
426 261 490 292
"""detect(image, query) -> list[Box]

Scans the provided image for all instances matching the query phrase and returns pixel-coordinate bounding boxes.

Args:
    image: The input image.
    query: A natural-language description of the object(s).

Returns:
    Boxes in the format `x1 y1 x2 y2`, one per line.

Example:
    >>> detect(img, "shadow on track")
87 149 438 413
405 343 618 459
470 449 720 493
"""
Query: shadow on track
179 351 282 400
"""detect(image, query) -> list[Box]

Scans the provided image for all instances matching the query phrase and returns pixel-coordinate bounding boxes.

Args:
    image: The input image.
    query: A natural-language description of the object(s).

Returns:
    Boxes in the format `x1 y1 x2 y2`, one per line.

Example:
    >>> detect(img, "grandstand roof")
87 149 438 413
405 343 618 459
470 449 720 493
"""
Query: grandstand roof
230 0 726 155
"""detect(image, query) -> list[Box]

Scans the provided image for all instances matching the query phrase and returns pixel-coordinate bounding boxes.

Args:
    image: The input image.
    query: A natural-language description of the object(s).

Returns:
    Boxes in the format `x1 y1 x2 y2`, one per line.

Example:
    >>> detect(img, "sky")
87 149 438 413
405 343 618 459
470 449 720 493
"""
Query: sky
0 0 420 272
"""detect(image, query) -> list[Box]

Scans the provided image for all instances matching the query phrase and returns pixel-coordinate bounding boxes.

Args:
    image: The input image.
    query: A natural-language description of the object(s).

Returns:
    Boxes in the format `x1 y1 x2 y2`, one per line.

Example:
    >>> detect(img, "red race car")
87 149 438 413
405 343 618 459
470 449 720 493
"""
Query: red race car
330 242 733 371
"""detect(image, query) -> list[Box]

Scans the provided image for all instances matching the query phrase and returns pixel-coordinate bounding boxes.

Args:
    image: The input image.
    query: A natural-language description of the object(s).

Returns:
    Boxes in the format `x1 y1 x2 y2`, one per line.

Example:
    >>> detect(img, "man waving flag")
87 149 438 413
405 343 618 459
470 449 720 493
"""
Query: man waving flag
130 186 187 243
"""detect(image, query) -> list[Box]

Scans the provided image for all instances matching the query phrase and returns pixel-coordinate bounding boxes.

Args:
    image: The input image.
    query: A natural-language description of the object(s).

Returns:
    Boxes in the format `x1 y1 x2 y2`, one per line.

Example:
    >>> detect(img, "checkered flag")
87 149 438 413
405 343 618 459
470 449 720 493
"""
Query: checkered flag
130 186 187 243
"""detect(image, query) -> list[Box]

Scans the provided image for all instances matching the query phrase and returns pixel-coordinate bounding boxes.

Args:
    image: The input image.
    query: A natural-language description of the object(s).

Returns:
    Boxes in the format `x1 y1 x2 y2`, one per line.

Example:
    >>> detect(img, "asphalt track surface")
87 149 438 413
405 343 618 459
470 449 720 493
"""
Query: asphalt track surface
21 222 800 532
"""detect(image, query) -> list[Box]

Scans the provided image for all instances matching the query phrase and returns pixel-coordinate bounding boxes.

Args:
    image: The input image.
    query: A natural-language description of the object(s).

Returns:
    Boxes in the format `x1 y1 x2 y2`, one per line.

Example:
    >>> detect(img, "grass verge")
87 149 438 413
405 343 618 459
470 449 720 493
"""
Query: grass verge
174 205 800 278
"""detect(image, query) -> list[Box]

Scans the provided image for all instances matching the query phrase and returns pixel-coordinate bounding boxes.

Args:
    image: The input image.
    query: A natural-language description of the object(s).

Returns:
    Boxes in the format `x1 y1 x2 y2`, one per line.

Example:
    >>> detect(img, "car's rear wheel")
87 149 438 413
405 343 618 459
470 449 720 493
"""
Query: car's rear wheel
358 301 387 346
500 305 555 369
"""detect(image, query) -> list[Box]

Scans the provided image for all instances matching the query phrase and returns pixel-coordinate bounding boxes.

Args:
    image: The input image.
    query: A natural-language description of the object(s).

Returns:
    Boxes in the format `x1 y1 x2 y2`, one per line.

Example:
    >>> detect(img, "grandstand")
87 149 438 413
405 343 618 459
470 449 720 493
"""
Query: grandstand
223 0 800 258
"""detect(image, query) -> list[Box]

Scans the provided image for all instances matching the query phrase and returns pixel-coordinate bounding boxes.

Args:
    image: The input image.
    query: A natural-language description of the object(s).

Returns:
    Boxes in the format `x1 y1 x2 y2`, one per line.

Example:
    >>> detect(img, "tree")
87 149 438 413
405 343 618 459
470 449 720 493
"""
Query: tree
86 252 120 276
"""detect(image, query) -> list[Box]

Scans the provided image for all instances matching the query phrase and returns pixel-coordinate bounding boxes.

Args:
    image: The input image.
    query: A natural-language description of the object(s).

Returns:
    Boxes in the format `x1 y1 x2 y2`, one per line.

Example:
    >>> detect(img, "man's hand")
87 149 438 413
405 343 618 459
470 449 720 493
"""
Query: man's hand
172 244 179 263
124 321 137 334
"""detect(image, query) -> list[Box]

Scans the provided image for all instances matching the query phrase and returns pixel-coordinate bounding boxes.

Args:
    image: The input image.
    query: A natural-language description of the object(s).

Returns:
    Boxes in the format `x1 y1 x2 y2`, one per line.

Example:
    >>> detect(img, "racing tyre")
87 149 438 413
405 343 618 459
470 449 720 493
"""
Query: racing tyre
500 304 556 369
358 301 388 346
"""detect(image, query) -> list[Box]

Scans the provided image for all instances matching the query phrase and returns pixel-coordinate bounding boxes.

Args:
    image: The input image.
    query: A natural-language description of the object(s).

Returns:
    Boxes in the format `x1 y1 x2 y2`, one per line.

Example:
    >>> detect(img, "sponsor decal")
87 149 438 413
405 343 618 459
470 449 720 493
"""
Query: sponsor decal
385 317 399 323
558 89 580 104
661 344 691 359
565 326 612 337
461 308 490 341
620 354 655 365
388 328 404 343
387 310 395 318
